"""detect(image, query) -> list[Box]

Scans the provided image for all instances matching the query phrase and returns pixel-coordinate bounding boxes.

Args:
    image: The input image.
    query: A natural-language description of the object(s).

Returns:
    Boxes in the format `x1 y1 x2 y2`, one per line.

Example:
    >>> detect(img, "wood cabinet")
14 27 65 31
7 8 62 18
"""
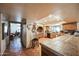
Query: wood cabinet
63 22 77 31
41 44 63 56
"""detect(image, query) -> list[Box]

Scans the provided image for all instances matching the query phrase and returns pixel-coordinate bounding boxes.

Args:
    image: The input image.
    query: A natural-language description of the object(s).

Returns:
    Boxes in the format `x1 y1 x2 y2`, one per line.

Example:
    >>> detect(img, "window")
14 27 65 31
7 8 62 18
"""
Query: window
4 25 8 33
10 23 21 33
52 25 61 32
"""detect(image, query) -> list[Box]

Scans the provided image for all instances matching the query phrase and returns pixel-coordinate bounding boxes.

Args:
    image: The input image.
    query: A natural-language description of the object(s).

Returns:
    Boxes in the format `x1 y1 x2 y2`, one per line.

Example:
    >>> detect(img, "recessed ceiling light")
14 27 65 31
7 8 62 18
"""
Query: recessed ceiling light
48 14 53 18
44 20 47 22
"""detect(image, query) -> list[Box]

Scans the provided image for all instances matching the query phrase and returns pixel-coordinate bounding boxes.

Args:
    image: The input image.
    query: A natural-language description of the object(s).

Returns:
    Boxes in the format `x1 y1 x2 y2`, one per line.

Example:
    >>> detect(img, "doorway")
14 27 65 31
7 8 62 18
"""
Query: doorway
3 21 27 56
10 23 21 39
9 22 23 45
8 22 23 51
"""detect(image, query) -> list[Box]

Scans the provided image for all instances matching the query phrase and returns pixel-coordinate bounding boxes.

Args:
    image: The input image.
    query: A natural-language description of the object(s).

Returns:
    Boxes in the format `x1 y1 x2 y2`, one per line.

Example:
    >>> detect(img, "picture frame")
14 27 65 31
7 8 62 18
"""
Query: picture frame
2 23 8 40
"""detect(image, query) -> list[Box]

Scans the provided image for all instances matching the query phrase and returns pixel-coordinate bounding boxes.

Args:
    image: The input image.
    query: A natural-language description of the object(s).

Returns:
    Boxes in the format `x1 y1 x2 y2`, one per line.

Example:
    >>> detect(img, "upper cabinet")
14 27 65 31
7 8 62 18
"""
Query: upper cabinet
63 22 77 31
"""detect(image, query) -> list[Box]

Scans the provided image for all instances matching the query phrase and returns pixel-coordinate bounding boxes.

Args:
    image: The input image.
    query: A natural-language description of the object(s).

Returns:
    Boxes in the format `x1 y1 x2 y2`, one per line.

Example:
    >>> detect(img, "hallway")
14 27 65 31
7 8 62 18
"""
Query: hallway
3 36 23 56
3 36 41 56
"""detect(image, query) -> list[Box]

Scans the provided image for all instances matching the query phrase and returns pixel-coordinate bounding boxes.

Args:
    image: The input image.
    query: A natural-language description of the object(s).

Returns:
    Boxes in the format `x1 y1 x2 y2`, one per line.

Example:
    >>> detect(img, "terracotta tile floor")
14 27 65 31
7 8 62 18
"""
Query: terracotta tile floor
3 36 41 56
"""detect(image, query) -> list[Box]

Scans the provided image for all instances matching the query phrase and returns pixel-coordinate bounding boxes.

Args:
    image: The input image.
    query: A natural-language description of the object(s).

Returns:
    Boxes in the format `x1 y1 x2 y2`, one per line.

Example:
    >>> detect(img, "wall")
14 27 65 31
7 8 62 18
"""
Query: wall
26 24 31 48
26 23 33 48
0 13 9 55
0 13 6 55
0 14 2 55
22 24 26 47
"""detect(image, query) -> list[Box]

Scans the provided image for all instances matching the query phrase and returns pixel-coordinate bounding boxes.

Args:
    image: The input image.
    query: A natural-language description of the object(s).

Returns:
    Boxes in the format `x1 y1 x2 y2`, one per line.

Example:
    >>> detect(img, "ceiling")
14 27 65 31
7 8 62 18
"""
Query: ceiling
0 4 54 22
0 3 79 24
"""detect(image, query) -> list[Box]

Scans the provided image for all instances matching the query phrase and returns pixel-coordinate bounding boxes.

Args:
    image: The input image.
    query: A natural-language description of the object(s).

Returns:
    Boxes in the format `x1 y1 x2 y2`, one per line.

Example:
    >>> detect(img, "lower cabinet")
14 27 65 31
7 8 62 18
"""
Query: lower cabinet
41 44 63 56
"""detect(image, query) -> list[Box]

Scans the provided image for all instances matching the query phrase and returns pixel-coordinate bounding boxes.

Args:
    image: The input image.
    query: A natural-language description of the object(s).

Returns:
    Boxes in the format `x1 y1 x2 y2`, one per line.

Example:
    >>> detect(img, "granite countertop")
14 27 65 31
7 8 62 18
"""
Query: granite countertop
40 35 79 56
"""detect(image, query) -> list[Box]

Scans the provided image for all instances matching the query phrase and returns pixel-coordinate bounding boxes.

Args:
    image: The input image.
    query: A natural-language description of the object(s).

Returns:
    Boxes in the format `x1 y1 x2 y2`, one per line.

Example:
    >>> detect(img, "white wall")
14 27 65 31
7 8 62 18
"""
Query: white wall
1 36 9 55
0 14 2 55
26 27 32 48
26 22 33 48
0 13 6 55
0 13 9 55
1 39 6 55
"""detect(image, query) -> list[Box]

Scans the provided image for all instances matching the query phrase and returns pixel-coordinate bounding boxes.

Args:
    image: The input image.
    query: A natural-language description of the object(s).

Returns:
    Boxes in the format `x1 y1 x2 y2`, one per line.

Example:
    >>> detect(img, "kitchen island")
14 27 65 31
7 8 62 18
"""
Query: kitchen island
40 34 79 56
